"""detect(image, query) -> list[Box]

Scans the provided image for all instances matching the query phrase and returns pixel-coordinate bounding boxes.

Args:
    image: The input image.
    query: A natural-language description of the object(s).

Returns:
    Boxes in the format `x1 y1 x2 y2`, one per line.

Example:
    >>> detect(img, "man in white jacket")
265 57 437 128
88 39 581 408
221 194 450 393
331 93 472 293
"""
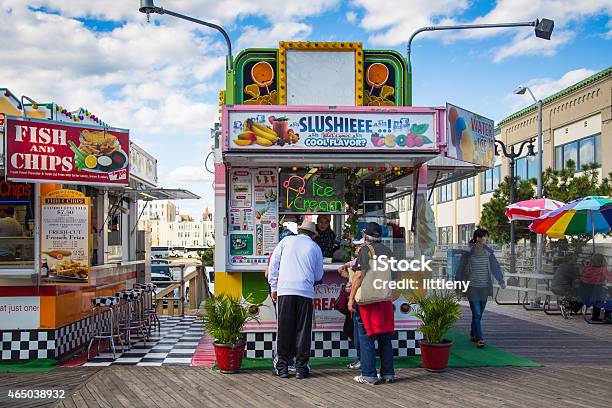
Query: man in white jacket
268 220 324 379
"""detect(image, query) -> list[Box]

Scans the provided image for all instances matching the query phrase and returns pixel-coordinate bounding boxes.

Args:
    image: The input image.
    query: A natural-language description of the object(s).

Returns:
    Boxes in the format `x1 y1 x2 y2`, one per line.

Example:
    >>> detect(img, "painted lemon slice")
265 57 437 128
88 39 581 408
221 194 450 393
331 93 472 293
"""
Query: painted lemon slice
85 155 98 169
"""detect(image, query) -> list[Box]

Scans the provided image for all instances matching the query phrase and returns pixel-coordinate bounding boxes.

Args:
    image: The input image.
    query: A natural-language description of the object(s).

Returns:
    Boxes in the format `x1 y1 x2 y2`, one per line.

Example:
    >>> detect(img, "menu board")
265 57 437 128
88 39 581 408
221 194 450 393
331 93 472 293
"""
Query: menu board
228 168 278 268
40 189 90 285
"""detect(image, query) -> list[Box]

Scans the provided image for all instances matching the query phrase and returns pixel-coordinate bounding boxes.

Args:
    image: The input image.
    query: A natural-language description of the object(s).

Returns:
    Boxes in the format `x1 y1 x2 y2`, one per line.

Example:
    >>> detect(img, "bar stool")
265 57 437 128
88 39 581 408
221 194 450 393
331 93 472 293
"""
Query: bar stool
135 283 160 334
87 296 124 360
117 290 148 348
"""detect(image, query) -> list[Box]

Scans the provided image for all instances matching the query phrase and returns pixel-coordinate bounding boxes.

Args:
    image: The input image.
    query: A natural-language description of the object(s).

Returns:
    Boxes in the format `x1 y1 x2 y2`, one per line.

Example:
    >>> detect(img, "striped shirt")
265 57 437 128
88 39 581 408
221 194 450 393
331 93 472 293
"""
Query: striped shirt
469 254 490 288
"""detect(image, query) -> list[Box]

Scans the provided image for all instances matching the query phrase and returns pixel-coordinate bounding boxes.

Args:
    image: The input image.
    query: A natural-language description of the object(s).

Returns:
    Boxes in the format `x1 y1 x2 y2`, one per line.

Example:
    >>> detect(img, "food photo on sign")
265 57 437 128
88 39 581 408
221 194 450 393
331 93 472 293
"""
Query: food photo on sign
4 116 130 185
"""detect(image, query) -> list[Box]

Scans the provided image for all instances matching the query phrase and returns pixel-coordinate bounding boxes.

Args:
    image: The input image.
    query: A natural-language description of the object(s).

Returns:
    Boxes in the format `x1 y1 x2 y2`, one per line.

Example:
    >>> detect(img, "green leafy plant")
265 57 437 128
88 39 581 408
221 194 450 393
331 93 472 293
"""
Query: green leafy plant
202 294 260 345
198 245 214 267
412 291 462 344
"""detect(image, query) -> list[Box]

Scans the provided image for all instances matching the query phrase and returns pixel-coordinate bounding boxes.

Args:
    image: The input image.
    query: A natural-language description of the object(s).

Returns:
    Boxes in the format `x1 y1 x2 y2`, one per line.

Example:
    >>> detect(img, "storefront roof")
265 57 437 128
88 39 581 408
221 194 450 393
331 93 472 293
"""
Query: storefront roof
224 151 438 168
124 188 200 201
386 155 486 199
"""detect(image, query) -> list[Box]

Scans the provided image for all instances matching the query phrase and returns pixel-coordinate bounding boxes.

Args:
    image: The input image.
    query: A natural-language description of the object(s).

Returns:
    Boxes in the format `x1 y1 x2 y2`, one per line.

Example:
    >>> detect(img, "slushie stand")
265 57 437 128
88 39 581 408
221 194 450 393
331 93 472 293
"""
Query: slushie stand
210 41 487 358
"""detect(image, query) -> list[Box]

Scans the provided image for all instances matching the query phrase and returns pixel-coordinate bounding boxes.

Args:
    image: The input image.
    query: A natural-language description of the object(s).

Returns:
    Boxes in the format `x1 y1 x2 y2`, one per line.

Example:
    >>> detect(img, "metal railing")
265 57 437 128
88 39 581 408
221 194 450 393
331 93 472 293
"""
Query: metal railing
152 264 208 316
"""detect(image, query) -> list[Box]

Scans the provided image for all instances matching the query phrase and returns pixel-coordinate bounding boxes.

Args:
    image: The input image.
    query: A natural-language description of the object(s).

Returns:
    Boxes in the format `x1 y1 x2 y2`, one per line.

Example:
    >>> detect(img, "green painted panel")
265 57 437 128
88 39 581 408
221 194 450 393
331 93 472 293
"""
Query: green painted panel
242 271 269 304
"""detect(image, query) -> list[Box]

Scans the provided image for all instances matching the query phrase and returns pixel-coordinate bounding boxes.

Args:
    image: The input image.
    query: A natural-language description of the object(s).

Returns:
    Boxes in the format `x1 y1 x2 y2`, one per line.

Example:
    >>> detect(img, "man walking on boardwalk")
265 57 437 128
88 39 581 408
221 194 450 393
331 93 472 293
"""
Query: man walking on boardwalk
268 220 324 379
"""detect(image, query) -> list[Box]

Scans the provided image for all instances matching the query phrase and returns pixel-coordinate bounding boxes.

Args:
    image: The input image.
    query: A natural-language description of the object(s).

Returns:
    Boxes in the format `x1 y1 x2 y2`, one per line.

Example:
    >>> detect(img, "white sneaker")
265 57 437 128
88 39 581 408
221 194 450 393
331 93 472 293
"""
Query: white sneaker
348 360 361 369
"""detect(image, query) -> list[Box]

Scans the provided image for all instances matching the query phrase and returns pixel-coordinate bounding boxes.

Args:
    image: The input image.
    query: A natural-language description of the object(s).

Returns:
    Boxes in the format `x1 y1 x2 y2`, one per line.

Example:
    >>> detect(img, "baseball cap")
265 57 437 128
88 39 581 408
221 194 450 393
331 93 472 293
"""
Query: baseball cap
364 222 382 237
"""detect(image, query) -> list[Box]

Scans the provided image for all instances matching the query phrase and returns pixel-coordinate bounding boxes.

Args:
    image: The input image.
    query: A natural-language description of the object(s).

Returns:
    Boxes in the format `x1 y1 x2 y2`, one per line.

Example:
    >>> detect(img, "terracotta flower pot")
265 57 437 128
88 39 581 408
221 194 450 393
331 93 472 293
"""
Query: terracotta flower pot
214 341 245 373
419 339 453 372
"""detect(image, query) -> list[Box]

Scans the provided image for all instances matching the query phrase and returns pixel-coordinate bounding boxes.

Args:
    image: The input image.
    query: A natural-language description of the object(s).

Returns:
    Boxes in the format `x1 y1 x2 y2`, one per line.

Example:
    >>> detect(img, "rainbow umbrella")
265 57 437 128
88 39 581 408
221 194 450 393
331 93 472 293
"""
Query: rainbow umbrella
505 198 565 221
529 196 612 251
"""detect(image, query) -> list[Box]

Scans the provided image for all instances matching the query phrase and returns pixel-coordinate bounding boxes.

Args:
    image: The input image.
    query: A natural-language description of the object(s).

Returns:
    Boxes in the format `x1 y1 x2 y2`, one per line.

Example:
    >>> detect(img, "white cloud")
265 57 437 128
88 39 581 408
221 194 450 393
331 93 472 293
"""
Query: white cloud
352 0 612 60
237 21 312 49
164 166 214 183
493 30 575 62
346 11 357 23
503 68 598 114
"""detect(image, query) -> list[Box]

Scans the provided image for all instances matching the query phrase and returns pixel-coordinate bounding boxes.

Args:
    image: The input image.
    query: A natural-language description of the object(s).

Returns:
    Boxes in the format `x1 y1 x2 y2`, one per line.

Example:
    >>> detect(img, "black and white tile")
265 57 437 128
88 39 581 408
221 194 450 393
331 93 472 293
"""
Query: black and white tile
83 315 203 366
1 331 56 360
245 330 422 359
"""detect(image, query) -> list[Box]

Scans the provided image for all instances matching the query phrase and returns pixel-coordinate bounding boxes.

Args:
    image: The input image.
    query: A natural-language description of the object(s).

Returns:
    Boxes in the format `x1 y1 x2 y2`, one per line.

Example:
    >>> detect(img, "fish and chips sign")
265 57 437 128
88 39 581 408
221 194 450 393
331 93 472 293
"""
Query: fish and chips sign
4 116 130 186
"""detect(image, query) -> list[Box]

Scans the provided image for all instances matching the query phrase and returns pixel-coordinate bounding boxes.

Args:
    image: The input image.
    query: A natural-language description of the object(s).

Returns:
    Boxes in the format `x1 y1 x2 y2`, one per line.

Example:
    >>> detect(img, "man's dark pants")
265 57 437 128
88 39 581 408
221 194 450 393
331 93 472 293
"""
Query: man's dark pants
276 295 313 374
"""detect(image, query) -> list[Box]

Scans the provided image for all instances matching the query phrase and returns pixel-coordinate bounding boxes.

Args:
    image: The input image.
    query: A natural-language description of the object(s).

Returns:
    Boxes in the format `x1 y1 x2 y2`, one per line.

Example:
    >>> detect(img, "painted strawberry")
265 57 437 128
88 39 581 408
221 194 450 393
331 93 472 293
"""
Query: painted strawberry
371 133 384 147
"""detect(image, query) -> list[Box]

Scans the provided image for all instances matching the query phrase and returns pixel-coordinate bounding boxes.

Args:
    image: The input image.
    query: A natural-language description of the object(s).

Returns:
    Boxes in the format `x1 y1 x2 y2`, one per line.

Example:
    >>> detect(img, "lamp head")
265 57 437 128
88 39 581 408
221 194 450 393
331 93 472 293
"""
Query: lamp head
139 0 157 13
514 86 527 95
535 18 554 40
527 139 536 156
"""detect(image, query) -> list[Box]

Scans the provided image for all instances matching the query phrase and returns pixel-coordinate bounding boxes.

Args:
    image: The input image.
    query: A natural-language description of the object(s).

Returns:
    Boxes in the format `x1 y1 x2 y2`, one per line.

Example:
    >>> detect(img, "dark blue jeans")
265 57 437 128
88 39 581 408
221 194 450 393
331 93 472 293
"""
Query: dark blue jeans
352 313 360 358
468 299 487 340
354 305 394 382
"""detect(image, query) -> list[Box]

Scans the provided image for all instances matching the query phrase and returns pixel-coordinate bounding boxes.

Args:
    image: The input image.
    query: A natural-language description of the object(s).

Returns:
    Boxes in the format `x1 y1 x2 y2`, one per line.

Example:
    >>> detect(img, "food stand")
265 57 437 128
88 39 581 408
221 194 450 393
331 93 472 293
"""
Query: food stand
211 41 495 358
0 87 160 361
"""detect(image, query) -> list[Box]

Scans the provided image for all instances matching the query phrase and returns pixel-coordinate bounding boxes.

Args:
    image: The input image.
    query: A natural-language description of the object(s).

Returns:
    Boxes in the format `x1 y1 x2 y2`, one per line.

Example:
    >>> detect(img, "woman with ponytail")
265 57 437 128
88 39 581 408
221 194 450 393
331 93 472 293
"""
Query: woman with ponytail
455 229 505 348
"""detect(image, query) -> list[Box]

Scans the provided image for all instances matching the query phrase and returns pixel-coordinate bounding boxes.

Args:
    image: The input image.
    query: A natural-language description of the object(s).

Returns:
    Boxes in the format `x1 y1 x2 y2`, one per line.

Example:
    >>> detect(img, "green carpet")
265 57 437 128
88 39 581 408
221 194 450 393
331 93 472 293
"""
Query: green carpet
234 331 540 371
0 359 58 373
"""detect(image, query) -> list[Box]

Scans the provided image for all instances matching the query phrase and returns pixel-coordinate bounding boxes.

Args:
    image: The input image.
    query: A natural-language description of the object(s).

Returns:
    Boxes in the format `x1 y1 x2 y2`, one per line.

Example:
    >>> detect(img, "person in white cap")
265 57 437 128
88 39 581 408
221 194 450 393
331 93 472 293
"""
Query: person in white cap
268 220 324 379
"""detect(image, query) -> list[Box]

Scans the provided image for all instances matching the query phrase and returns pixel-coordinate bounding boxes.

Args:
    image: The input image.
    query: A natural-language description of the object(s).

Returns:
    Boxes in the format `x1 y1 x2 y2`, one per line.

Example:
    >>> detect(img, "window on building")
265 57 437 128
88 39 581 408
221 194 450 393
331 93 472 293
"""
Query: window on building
481 165 501 193
458 223 475 245
407 194 413 210
458 177 474 198
438 226 453 245
555 133 601 171
398 197 405 212
437 184 453 203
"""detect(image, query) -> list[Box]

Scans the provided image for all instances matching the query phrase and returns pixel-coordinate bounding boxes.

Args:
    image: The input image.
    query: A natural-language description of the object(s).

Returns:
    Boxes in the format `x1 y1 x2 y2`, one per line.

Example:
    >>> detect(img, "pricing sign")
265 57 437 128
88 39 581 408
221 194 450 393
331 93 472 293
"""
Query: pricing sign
40 189 90 285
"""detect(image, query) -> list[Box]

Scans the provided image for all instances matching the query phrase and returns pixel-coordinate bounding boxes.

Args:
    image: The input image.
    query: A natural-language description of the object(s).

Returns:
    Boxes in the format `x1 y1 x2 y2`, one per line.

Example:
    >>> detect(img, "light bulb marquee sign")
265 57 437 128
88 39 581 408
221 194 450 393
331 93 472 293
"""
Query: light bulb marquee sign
280 172 346 213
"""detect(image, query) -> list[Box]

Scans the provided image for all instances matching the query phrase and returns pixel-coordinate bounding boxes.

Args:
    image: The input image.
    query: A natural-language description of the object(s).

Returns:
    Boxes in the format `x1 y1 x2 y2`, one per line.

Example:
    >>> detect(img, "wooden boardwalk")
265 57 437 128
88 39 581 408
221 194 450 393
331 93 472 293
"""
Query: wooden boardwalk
455 306 612 366
1 307 611 407
30 365 612 408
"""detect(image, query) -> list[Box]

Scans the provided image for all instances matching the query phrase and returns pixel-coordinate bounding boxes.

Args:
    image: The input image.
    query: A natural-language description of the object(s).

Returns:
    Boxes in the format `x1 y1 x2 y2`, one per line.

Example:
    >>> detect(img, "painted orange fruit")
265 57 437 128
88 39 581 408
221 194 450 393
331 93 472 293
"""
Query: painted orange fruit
366 63 389 88
251 61 274 87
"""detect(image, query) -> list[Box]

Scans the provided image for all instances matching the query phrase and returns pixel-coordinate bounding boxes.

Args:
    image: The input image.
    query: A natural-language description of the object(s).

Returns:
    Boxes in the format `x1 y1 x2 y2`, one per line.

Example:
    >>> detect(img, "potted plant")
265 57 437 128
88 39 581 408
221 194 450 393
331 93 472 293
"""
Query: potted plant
412 291 462 372
202 293 259 373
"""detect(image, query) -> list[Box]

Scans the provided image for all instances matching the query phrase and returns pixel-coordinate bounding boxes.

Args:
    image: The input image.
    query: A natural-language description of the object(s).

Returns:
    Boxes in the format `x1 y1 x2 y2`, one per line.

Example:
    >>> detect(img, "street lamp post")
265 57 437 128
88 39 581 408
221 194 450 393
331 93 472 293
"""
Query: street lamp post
514 86 543 275
494 138 536 274
406 18 553 105
138 0 233 72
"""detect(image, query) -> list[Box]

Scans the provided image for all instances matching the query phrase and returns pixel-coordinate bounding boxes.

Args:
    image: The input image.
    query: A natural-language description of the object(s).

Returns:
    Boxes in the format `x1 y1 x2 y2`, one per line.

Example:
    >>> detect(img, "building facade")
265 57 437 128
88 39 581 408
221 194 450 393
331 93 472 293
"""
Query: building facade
395 67 611 244
138 200 214 248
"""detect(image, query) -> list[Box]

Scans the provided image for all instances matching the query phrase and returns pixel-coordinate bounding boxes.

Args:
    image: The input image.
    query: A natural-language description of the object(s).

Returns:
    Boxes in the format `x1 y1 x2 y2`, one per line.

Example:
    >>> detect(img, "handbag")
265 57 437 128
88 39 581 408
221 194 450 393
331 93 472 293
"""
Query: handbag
355 244 393 305
335 283 350 316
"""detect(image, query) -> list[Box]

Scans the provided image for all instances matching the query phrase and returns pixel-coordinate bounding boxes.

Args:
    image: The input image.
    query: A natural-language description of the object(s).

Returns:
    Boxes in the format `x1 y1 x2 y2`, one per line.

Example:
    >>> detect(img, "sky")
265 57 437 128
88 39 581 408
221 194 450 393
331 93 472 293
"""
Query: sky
1 0 610 216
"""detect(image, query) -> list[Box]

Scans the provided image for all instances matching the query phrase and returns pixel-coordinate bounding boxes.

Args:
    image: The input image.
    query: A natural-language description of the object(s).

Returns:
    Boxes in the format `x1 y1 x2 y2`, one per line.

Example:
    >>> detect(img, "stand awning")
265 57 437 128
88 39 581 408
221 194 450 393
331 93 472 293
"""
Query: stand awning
224 151 438 168
123 188 200 201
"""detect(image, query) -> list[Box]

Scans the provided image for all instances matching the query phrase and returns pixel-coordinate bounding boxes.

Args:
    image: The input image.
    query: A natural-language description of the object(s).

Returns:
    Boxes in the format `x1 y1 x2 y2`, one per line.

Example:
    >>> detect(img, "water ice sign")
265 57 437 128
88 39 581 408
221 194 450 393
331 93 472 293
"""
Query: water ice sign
446 103 495 168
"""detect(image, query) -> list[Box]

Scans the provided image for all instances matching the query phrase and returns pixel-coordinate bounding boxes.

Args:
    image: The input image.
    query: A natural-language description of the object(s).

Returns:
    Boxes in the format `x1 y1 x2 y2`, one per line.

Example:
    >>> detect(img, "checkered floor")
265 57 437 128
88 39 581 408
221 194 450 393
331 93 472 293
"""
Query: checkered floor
83 315 203 366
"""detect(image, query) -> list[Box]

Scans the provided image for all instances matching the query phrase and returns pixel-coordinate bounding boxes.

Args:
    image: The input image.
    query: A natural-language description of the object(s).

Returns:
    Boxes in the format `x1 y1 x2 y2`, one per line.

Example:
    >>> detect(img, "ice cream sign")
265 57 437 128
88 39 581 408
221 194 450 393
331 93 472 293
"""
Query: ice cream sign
280 172 346 213
446 103 495 168
226 107 437 151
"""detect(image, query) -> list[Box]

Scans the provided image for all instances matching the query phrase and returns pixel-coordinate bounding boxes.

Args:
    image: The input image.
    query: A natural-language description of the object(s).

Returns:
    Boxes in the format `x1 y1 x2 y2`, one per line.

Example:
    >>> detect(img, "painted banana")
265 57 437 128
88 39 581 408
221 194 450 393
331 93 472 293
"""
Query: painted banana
255 136 273 146
251 123 278 141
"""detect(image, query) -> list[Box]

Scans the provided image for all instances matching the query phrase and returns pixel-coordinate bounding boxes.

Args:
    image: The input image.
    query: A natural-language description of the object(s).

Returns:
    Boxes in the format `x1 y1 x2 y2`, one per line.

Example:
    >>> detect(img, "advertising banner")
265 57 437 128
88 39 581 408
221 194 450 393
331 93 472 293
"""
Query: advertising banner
4 116 129 186
130 142 157 187
40 189 90 285
228 168 279 268
446 103 495 167
227 108 436 151
0 297 40 330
